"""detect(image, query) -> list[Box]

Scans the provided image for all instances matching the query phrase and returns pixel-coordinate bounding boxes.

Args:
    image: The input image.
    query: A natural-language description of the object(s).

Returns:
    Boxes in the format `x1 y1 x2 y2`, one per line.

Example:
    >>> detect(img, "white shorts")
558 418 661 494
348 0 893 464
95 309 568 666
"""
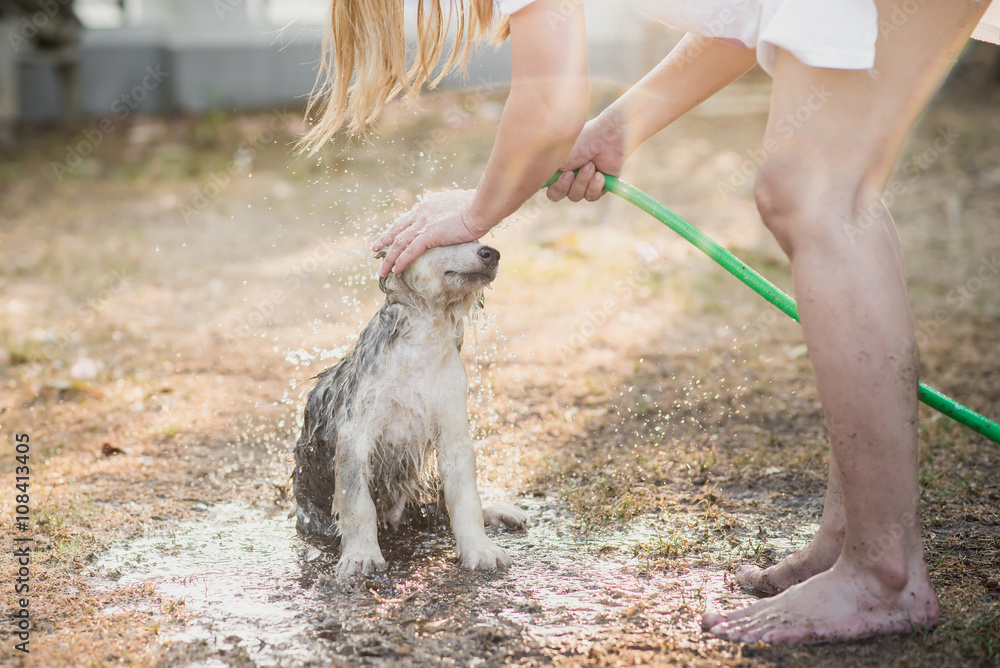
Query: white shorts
498 0 1000 75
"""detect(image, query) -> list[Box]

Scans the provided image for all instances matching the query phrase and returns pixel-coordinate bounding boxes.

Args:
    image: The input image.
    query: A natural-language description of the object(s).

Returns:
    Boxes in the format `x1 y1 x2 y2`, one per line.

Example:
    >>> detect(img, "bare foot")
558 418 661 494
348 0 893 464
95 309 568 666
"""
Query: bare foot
736 525 844 594
702 558 939 644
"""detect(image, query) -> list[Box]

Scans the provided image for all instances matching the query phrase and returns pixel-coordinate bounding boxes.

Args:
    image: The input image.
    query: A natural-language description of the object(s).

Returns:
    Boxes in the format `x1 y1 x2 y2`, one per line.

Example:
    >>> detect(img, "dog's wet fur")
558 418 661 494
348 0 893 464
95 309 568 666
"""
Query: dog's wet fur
293 242 526 577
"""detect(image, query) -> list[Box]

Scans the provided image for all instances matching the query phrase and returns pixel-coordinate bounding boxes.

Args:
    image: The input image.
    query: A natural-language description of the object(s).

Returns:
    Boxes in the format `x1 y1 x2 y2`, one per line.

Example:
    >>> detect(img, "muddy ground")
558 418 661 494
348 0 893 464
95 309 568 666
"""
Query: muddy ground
1 59 998 667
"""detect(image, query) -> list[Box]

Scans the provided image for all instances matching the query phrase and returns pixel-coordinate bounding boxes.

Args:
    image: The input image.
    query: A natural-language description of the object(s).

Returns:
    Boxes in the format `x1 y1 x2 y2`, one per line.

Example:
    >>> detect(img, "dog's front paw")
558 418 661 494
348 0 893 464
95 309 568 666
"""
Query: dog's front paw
482 502 528 530
336 549 386 578
457 537 512 570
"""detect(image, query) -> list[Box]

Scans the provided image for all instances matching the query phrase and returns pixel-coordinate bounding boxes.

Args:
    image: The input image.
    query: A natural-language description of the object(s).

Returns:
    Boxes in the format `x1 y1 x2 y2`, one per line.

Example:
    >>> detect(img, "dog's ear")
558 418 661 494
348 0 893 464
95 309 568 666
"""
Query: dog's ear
454 317 464 353
375 249 390 294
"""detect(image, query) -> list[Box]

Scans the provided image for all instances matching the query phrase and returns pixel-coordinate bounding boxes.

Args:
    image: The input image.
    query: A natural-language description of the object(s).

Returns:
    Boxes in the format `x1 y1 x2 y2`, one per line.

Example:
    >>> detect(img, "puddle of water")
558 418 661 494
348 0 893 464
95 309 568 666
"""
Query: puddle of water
90 499 770 666
92 503 331 666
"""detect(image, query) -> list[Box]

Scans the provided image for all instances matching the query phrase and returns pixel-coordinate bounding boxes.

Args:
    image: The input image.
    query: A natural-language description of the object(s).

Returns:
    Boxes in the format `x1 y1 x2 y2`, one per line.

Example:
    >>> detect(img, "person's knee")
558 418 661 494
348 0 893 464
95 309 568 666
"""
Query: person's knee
755 154 820 256
754 153 864 258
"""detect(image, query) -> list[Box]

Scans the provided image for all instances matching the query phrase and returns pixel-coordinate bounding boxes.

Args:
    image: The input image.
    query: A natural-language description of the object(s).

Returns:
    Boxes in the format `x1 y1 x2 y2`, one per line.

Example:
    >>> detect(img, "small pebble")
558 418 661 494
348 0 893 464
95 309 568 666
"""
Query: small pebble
101 443 126 457
70 357 99 380
985 577 999 589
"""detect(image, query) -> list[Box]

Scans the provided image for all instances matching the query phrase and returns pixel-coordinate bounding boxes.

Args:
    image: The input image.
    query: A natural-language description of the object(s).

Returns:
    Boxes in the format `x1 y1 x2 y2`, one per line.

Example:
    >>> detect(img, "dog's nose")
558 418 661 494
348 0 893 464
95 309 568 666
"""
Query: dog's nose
477 246 500 265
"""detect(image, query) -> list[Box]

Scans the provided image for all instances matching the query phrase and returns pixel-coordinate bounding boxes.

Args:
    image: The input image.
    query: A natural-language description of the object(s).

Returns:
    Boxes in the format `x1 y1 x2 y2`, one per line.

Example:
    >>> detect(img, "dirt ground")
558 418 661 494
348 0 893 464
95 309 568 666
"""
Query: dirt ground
1 55 998 667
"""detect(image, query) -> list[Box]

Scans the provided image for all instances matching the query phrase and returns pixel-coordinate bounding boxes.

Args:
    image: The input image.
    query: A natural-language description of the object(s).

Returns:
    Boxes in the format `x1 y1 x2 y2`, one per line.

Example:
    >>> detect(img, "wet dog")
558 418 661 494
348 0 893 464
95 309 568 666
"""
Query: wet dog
293 241 526 577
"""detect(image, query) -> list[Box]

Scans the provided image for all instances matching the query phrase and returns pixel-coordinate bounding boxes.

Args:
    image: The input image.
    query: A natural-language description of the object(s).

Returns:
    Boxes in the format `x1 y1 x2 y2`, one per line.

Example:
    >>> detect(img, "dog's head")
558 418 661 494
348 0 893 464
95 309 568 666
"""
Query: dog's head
377 242 500 309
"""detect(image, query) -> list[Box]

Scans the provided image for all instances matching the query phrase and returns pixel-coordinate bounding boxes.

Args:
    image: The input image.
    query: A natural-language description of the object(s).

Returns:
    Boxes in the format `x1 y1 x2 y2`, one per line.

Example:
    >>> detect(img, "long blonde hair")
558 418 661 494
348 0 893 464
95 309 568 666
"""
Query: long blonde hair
297 0 509 151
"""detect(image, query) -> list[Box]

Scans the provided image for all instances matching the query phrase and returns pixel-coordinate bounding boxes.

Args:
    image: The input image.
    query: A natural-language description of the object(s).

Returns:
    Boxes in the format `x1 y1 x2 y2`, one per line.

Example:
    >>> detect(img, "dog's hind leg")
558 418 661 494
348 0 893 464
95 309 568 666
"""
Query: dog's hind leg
333 433 386 578
437 430 512 570
384 494 408 530
482 502 528 530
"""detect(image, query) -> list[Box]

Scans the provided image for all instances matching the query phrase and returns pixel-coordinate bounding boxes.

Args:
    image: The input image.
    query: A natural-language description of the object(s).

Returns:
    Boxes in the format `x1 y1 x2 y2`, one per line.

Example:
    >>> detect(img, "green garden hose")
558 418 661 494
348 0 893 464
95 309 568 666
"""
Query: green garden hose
545 171 1000 445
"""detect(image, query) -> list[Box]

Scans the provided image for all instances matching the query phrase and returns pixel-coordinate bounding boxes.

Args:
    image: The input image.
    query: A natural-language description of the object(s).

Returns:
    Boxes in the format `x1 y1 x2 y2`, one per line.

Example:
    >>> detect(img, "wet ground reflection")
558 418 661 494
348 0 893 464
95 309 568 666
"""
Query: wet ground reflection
91 499 759 666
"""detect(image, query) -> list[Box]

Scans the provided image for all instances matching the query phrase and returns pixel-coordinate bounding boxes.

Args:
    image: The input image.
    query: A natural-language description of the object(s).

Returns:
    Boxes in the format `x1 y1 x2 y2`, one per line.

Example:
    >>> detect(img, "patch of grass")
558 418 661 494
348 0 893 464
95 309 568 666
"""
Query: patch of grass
151 423 182 440
690 451 717 476
562 481 656 530
632 531 695 570
2 339 48 365
927 610 1000 666
736 531 773 567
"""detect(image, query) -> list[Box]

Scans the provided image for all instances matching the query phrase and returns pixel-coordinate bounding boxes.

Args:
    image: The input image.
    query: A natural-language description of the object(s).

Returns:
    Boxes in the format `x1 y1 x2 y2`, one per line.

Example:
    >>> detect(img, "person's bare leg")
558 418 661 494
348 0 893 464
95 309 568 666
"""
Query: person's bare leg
703 0 990 642
737 458 845 594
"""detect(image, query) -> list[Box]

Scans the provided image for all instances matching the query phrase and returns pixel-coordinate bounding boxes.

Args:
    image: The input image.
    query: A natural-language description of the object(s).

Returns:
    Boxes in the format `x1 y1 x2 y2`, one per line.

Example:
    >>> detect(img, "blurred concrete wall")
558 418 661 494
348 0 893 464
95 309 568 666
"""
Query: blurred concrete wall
9 0 678 122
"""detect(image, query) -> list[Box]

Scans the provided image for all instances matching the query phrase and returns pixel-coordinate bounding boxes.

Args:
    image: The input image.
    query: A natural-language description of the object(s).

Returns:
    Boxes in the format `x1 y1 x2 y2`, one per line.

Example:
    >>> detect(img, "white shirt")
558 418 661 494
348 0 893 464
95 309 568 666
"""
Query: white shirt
496 0 1000 75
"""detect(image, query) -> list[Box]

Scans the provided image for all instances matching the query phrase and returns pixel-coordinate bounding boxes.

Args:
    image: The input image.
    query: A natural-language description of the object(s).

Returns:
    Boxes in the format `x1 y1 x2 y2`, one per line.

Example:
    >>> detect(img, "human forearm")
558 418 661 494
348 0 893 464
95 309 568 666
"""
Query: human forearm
468 0 589 229
546 35 756 204
468 85 588 228
371 0 588 275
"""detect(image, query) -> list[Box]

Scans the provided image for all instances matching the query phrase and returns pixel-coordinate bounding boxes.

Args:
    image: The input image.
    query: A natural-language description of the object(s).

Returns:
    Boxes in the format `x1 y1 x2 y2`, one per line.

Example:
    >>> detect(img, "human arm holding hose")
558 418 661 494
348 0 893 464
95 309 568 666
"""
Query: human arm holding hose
300 0 753 273
373 0 590 275
546 34 756 203
378 27 755 272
